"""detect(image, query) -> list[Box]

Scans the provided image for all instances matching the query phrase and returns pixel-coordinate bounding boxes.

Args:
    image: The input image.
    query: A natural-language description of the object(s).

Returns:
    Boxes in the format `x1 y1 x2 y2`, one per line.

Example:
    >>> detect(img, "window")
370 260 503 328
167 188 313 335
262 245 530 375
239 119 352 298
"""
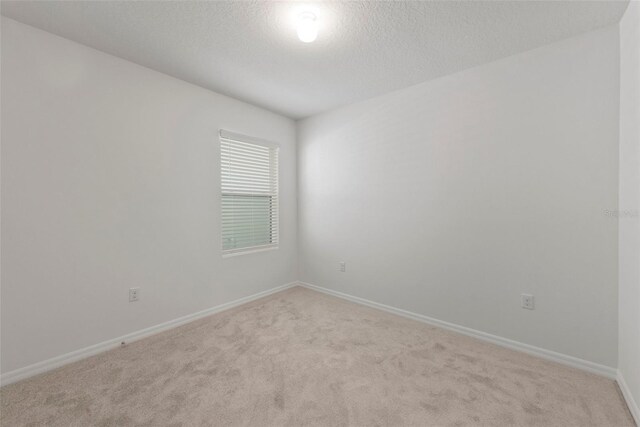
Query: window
220 130 279 256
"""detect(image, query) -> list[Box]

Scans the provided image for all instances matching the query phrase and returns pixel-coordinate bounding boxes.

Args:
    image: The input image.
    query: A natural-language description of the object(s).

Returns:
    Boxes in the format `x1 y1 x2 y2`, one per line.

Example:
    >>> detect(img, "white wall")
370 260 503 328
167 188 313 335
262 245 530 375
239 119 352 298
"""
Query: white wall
618 0 640 418
298 26 620 367
0 18 297 374
0 12 631 383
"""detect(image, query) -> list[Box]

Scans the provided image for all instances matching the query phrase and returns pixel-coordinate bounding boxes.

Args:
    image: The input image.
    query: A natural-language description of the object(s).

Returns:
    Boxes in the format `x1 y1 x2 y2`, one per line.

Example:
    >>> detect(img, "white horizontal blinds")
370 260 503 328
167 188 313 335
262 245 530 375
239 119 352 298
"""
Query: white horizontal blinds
220 131 279 254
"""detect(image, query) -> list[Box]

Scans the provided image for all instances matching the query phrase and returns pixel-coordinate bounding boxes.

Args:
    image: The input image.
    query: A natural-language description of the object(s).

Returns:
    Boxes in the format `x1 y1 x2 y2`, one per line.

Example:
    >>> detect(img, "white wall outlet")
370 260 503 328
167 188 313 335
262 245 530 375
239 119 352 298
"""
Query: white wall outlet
129 287 140 302
521 294 534 310
339 261 346 272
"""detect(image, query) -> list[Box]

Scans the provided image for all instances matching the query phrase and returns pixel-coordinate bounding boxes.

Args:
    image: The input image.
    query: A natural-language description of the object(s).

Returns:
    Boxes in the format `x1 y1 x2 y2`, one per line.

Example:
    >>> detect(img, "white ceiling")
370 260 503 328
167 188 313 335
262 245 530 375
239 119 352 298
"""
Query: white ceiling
1 1 629 119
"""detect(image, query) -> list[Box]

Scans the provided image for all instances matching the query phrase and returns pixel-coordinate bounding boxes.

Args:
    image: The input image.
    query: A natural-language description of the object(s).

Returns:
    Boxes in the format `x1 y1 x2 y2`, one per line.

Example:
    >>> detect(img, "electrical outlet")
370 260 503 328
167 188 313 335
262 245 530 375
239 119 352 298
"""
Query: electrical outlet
521 294 534 310
338 261 346 272
129 287 140 302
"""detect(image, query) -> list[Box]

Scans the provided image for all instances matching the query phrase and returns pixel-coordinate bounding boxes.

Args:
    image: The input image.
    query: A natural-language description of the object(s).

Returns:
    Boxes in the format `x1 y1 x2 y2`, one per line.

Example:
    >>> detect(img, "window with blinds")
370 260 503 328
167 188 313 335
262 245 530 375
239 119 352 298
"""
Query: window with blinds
220 130 279 255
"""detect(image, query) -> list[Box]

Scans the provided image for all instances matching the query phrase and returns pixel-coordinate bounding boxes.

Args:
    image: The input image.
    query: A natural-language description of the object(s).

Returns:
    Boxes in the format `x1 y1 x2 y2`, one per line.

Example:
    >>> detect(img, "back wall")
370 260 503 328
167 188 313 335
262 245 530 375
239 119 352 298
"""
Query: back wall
297 26 620 368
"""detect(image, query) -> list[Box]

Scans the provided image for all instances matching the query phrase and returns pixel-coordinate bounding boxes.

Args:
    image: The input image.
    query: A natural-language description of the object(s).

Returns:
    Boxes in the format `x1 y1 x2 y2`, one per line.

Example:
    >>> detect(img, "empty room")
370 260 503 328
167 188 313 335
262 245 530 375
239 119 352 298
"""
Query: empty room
1 1 639 426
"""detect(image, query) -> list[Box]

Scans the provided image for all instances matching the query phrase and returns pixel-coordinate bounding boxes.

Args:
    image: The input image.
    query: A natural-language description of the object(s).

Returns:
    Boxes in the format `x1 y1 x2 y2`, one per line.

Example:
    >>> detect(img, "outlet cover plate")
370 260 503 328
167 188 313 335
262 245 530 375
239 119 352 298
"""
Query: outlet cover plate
521 294 534 310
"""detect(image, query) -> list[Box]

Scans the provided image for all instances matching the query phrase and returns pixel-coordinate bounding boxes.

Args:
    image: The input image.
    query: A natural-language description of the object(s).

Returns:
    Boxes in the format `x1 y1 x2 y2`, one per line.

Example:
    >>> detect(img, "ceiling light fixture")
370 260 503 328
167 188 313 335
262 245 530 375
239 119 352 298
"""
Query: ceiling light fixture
297 12 318 43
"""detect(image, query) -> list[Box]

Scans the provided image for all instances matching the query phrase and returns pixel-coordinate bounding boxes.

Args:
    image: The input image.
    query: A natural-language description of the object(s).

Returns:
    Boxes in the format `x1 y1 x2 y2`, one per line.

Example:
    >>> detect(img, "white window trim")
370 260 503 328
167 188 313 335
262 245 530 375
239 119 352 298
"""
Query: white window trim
219 129 280 257
220 129 279 149
221 245 279 259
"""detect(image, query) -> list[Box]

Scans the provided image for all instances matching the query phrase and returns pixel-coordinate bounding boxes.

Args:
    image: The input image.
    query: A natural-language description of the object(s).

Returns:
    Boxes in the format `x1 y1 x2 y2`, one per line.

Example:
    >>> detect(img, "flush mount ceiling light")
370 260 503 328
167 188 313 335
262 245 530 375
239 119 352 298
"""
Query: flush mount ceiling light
297 12 318 43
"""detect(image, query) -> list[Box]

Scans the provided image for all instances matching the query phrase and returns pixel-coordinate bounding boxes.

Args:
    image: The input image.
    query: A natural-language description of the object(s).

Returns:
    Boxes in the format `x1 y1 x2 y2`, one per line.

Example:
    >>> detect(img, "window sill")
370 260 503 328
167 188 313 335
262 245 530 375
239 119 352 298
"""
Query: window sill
222 245 279 258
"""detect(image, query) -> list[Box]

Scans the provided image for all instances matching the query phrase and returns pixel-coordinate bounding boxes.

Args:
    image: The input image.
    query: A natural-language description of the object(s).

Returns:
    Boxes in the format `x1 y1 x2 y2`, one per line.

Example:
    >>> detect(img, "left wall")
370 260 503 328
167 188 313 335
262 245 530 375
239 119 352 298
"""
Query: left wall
0 18 298 376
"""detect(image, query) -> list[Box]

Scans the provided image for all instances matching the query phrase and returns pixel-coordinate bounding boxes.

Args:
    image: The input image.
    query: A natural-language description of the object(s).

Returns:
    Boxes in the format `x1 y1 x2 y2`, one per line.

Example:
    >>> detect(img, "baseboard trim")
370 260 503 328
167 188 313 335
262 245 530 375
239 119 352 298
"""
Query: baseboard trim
2 281 620 389
298 281 617 379
0 281 297 387
617 370 640 426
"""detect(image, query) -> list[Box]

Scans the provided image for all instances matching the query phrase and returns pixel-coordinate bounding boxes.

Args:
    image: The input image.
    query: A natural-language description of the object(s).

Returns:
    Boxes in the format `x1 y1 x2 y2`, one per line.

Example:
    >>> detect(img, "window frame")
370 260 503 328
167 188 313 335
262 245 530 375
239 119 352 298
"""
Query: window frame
219 129 279 258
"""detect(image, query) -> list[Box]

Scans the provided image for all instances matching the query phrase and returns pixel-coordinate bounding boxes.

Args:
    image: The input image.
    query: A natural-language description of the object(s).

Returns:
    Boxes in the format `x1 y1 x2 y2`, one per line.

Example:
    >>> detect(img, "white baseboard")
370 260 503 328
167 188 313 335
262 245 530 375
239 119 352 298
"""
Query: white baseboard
617 370 640 426
0 281 297 387
298 281 617 379
2 280 621 392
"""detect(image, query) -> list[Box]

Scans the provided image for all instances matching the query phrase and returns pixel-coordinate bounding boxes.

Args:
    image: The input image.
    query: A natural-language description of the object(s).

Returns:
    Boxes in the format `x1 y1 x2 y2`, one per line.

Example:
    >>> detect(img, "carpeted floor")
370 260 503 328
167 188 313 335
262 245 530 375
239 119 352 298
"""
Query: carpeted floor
0 286 635 426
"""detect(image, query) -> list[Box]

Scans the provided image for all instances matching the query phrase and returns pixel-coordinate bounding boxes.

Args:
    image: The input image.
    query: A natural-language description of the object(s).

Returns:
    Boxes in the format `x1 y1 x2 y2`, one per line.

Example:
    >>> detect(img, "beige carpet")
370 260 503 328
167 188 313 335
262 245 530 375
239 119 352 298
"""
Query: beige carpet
0 286 634 426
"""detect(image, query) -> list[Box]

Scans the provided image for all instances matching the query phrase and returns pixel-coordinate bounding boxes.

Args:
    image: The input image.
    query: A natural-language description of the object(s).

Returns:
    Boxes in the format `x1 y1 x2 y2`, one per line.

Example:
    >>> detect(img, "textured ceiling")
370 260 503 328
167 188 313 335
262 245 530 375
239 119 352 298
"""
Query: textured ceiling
1 1 629 119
